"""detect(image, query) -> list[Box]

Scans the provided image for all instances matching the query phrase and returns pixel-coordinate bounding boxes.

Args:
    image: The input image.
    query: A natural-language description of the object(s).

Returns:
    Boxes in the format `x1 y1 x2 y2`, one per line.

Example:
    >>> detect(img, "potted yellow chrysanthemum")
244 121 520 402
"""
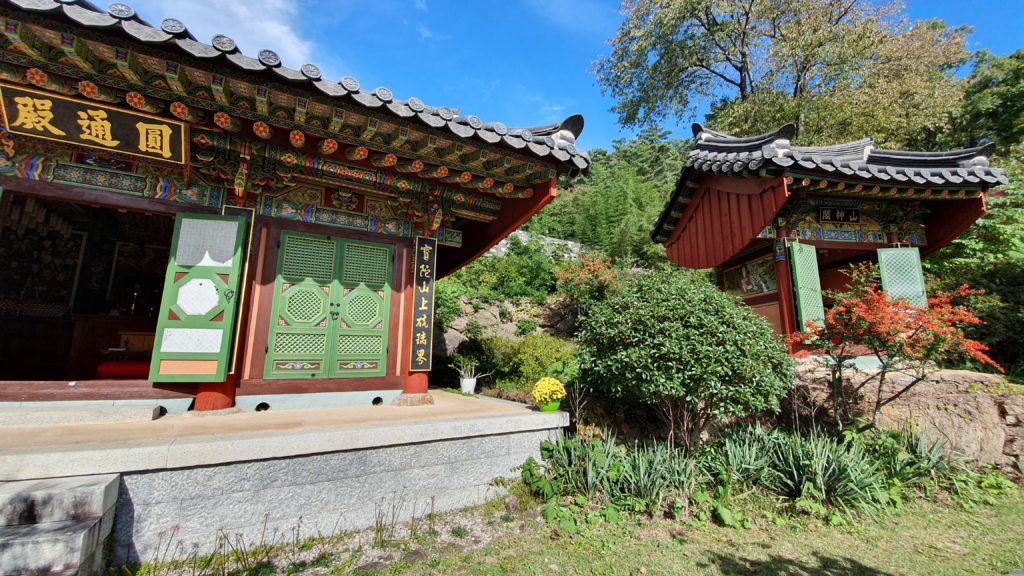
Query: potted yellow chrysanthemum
531 377 566 412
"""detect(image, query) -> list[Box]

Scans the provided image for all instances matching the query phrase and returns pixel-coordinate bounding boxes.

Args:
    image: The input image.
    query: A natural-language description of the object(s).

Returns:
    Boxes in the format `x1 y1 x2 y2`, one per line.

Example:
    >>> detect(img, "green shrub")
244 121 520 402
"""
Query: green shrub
767 431 885 517
434 281 464 332
460 334 578 399
707 424 779 488
516 317 538 336
855 428 952 487
464 320 483 339
513 334 576 388
614 444 671 515
577 269 793 449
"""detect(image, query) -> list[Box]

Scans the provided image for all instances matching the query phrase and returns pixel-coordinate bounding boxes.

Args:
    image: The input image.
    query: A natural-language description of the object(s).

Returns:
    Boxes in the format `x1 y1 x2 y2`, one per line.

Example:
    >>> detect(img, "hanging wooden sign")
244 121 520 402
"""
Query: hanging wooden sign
0 83 186 164
817 207 861 224
409 236 437 372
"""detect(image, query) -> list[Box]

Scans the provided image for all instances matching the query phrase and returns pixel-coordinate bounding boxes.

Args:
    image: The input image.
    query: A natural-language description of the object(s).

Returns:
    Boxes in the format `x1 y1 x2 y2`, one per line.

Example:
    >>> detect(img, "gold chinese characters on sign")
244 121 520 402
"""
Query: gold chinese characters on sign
818 207 861 225
0 83 185 163
409 236 437 372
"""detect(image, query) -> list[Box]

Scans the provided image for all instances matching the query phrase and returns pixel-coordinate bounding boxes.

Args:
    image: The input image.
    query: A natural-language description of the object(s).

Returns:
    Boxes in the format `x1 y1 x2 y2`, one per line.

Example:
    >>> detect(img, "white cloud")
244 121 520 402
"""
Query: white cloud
414 0 427 11
417 23 450 41
129 0 317 70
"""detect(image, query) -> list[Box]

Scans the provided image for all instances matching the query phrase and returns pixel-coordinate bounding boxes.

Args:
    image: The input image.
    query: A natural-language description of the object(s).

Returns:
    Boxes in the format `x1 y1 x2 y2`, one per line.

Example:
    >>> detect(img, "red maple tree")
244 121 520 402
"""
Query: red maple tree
791 264 1001 430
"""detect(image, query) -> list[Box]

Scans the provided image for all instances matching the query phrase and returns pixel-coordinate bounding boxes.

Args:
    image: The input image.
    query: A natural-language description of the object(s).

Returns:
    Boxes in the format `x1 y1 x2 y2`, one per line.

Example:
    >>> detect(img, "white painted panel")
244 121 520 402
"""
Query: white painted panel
159 328 223 353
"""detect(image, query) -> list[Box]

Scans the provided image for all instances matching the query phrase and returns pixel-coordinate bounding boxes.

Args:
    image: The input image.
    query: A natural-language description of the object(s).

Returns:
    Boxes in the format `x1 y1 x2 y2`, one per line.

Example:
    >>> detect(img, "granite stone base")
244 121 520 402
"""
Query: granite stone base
111 427 558 565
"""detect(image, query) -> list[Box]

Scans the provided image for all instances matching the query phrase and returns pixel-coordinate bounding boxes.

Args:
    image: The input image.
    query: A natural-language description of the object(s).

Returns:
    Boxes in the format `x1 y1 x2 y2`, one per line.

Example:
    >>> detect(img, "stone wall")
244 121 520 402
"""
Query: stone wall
111 428 558 565
795 361 1024 472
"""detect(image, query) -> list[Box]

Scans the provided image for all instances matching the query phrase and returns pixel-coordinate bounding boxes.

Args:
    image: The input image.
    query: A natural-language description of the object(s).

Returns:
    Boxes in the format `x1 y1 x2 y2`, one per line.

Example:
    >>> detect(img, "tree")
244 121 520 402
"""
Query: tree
526 128 690 266
793 264 1001 430
595 0 970 148
577 270 793 449
953 49 1024 155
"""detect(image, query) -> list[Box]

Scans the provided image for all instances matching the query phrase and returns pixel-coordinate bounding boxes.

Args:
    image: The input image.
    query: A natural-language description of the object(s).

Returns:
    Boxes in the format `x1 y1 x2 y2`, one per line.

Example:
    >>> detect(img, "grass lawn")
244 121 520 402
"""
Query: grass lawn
377 489 1024 576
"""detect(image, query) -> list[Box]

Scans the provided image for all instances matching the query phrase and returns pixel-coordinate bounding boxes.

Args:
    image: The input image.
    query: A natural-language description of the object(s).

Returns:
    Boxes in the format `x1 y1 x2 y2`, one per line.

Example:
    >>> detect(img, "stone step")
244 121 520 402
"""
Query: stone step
0 516 109 576
0 475 118 527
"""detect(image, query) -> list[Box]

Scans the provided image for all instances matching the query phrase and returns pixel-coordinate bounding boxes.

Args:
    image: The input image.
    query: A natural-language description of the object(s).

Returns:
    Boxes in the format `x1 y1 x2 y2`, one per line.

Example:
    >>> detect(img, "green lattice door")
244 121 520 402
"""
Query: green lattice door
335 240 392 378
264 232 392 379
790 241 826 329
265 233 336 378
150 214 247 383
878 247 928 309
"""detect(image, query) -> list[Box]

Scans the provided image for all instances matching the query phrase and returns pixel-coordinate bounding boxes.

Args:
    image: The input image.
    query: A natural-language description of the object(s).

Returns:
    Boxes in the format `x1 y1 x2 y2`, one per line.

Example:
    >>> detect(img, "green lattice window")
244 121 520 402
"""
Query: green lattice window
281 235 336 281
342 243 390 286
790 241 825 329
265 231 392 379
878 247 928 309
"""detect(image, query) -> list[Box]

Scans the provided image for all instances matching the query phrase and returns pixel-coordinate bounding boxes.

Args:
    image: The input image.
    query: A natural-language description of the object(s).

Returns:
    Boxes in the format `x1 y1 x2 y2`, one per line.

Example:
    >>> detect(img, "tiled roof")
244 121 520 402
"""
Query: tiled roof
4 0 590 172
652 123 1009 242
685 123 1006 185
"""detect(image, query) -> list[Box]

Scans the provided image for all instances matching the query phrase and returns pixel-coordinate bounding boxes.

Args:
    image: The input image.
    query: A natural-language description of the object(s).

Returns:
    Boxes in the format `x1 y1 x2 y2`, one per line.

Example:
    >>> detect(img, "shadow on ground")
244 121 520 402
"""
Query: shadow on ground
698 551 893 576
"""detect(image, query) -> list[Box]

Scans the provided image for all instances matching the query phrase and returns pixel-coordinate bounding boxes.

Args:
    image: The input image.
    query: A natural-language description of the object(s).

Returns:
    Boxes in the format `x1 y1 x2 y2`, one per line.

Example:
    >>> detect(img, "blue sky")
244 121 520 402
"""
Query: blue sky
128 0 1024 153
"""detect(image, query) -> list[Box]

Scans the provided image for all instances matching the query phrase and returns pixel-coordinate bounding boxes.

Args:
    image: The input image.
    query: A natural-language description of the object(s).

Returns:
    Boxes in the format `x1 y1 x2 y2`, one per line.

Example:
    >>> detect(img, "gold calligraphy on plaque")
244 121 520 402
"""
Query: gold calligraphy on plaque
11 96 65 136
0 83 185 163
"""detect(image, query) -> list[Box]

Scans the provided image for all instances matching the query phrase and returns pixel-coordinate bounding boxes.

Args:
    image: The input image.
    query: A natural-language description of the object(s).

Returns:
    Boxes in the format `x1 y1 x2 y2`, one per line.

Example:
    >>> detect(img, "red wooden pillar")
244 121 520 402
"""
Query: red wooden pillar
773 231 798 348
195 377 236 410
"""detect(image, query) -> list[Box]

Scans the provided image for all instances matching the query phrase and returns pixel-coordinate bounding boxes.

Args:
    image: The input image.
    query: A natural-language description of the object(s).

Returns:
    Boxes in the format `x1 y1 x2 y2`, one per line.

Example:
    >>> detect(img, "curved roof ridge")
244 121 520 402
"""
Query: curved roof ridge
692 123 797 152
869 142 997 168
5 0 589 171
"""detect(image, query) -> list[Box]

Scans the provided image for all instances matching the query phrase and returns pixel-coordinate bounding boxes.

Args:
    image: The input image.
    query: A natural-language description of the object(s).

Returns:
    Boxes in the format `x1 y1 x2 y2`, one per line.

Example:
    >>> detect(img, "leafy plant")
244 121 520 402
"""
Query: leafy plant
791 263 1003 430
614 443 671 515
464 320 483 339
767 431 885 518
577 269 793 449
451 354 490 380
516 317 538 336
707 424 778 488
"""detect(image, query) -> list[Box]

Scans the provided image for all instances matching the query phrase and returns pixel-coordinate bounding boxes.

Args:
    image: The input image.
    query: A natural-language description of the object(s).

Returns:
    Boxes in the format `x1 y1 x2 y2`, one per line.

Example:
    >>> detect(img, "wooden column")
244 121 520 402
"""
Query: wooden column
773 232 798 344
194 377 235 410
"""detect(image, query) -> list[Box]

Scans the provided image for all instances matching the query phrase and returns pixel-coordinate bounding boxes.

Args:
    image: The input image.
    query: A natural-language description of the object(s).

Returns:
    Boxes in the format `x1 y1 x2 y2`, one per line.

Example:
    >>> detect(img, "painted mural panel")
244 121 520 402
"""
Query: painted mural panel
723 255 778 297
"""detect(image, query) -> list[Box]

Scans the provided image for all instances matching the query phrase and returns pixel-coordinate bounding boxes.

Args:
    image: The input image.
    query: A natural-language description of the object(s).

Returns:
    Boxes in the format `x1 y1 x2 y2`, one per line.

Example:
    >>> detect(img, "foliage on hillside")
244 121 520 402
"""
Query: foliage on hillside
525 127 689 268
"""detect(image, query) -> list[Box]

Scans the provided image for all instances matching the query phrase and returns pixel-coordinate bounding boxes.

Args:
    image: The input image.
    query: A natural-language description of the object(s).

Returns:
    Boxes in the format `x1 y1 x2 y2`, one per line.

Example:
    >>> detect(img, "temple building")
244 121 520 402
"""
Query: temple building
0 0 589 411
652 124 1007 338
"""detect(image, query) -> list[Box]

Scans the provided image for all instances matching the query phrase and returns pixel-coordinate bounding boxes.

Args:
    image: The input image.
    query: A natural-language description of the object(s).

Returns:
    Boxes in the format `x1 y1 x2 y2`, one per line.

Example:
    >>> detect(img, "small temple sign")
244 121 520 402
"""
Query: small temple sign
0 83 185 164
817 206 860 225
409 236 437 372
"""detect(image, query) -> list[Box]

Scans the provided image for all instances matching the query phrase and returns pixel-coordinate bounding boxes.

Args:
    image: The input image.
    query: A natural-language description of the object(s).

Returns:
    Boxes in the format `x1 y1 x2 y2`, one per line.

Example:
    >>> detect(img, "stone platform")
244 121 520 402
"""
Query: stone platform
0 392 566 567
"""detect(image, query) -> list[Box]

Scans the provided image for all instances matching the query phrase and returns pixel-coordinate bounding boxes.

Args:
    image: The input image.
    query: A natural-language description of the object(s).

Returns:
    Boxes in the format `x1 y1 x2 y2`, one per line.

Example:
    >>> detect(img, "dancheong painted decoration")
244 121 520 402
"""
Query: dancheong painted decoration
0 0 589 411
651 123 1008 345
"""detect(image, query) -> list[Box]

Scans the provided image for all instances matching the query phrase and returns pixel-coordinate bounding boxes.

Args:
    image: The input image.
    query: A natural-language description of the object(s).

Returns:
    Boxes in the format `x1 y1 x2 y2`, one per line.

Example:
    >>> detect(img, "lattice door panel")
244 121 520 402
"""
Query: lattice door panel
790 241 825 329
264 233 393 379
333 239 392 378
264 231 335 379
878 247 928 309
150 214 247 383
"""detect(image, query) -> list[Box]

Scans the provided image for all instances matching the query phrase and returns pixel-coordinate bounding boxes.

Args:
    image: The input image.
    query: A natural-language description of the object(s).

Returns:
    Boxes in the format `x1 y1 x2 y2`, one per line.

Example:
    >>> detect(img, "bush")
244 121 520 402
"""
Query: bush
766 431 885 517
577 270 793 449
555 252 618 319
434 281 464 332
455 335 576 400
516 317 538 336
447 237 558 303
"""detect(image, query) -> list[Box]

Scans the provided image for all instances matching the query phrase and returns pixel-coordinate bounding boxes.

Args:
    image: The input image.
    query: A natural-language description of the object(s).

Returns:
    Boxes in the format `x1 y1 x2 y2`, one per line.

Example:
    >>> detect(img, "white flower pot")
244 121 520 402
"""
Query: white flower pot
459 377 478 394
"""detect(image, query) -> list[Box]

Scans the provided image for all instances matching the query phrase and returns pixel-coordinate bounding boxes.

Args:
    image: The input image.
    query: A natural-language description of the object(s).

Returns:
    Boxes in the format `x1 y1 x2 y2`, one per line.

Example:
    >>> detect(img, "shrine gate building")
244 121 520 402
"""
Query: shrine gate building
652 123 1007 337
